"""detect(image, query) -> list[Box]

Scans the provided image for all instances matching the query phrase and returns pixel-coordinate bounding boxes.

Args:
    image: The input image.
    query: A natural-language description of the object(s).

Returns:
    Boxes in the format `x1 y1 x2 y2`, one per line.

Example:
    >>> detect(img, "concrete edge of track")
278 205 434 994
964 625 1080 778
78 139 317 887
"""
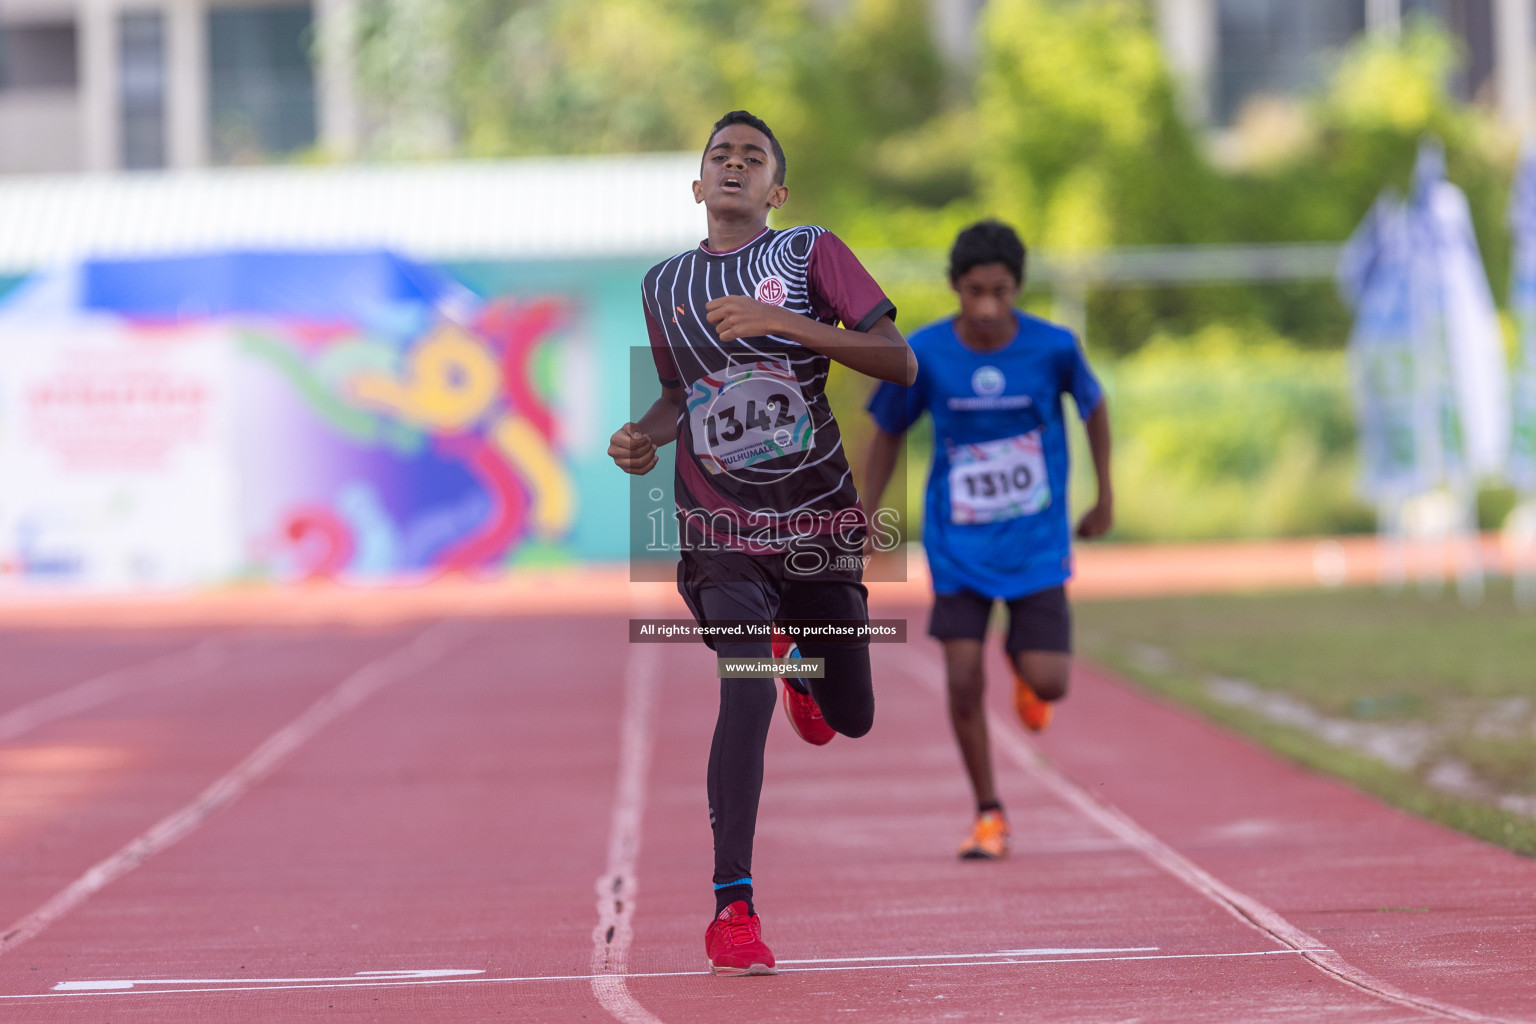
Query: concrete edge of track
0 533 1515 630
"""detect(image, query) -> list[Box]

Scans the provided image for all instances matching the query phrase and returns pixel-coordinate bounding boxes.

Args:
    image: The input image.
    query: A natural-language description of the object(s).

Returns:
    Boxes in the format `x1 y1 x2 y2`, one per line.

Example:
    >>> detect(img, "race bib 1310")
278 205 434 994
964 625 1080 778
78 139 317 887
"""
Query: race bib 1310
947 430 1050 524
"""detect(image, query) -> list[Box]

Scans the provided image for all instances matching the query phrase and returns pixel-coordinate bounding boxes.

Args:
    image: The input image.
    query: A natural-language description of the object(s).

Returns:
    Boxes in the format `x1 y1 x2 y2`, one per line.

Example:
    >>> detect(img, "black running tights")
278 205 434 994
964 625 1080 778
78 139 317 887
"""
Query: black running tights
697 580 875 891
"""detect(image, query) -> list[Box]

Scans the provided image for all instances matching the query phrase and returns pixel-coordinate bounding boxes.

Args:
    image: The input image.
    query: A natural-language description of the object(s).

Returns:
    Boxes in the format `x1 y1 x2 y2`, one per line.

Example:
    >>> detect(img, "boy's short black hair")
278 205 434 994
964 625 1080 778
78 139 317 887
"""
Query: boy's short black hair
949 220 1026 286
704 110 787 186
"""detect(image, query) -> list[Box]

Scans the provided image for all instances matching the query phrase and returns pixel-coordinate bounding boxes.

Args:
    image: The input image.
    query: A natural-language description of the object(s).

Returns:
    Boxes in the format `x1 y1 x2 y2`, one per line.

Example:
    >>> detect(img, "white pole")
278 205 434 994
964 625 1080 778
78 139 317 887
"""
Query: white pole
1051 280 1088 342
316 0 361 160
1454 485 1486 606
165 0 208 169
1367 0 1402 40
78 0 121 172
1378 500 1406 592
927 0 978 66
1153 0 1215 124
1495 0 1534 134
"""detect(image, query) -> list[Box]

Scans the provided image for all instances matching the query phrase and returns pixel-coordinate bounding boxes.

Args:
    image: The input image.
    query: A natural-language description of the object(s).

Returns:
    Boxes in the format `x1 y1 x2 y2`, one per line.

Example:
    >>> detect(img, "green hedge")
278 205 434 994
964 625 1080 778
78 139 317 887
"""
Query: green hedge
830 325 1382 544
1084 326 1375 541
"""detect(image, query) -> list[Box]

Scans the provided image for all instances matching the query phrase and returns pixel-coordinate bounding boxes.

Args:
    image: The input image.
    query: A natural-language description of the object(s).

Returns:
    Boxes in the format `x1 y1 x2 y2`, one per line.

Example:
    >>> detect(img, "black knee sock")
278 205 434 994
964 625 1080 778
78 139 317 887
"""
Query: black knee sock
714 882 754 916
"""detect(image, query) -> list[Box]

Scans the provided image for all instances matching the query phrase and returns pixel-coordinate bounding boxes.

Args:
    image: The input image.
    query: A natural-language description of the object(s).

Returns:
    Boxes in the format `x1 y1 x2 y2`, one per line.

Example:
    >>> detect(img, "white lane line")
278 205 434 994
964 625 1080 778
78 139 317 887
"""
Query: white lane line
0 621 471 958
589 637 665 1024
775 946 1157 964
55 969 485 990
9 947 1325 999
780 948 1319 974
887 647 1521 1024
0 636 231 742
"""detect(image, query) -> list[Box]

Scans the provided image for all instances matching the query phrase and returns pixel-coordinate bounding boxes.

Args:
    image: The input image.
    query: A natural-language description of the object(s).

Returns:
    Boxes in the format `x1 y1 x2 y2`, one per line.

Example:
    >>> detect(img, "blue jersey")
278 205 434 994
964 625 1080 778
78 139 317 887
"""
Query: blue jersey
867 311 1102 600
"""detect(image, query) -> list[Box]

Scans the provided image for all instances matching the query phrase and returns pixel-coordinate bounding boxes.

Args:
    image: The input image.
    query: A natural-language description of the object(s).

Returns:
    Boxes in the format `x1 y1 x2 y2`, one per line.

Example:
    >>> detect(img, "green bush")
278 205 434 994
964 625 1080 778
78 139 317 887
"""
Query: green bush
830 323 1380 544
1080 326 1375 541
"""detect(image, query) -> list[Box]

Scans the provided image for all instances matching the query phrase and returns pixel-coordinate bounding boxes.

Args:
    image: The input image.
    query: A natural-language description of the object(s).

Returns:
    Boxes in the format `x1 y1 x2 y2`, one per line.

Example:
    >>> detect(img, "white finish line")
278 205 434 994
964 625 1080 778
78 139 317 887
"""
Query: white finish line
54 969 485 991
774 945 1157 964
7 948 1320 999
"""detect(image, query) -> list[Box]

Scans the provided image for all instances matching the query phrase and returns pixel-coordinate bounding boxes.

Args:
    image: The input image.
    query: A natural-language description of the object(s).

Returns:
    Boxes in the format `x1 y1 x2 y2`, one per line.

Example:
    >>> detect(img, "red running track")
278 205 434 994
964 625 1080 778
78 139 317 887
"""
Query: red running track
0 610 1530 1022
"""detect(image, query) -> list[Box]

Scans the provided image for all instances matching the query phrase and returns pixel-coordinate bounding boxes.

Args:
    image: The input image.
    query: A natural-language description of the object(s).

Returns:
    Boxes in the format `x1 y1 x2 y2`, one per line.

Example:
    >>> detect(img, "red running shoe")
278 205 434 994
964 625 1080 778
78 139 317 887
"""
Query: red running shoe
704 901 777 976
770 630 795 661
773 631 834 746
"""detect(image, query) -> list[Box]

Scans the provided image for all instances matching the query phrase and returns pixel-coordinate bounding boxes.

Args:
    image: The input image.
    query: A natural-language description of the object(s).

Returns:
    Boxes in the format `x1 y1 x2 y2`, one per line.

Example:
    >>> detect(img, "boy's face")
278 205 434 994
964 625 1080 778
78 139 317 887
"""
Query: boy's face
693 123 788 218
952 262 1021 332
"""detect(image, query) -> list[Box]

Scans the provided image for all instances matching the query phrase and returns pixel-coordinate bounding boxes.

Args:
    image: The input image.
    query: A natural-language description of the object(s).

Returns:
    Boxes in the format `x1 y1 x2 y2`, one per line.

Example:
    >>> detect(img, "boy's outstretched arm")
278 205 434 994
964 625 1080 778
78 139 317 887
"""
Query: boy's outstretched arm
861 426 904 555
863 427 902 521
1076 400 1114 539
704 297 916 386
608 385 685 476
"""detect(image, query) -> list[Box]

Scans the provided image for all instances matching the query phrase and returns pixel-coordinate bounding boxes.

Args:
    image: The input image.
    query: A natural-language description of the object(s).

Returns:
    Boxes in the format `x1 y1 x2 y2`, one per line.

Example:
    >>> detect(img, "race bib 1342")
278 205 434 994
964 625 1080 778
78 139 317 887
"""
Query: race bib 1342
687 360 813 475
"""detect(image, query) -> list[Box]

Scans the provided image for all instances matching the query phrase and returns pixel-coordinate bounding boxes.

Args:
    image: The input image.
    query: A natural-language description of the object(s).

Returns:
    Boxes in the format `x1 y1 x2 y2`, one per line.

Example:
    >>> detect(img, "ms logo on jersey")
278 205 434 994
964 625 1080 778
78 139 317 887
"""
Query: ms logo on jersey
755 275 788 306
972 365 1006 396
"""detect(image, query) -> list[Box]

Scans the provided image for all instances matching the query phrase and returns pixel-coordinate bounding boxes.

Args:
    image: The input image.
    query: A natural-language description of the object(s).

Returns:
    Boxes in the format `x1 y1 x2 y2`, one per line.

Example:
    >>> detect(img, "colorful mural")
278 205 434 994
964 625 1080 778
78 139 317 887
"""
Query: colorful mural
0 251 589 589
237 298 577 582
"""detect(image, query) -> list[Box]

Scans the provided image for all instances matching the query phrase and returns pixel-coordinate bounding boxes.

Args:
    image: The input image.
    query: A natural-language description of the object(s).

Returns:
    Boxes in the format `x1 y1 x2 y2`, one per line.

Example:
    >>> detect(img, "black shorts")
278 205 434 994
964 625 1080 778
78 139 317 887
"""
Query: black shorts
677 549 868 652
927 586 1072 654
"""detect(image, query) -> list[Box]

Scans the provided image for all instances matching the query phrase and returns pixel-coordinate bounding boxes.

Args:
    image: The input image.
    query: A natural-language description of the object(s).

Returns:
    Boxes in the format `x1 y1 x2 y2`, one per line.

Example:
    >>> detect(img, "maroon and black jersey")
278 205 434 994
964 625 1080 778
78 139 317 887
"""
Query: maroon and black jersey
643 225 896 557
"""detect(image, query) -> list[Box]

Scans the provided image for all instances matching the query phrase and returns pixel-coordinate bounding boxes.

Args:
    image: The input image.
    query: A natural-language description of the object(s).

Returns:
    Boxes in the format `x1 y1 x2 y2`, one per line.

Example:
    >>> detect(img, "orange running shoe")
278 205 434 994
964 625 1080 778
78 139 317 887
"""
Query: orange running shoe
1011 668 1054 732
957 809 1011 860
705 901 777 976
773 631 834 745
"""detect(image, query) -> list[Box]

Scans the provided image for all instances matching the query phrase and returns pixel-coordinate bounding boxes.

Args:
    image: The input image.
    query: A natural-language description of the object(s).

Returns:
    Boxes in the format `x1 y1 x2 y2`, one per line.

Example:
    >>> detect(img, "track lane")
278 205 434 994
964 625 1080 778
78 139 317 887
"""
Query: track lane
0 628 421 931
0 628 220 721
0 617 636 1022
616 619 1442 1024
1 607 1532 1022
1025 652 1536 1023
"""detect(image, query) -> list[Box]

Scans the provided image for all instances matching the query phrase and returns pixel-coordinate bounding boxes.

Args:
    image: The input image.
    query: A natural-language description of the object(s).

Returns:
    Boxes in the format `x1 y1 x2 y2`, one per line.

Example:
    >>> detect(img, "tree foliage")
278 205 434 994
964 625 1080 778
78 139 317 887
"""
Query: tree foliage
350 0 1524 540
351 0 1517 354
352 0 946 225
974 0 1218 250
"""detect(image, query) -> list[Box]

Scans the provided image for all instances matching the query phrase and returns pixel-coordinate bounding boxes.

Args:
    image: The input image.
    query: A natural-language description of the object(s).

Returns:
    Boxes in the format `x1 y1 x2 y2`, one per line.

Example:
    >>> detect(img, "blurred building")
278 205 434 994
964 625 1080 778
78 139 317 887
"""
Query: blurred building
1153 0 1532 127
2 0 1533 177
929 1 1531 130
0 0 354 174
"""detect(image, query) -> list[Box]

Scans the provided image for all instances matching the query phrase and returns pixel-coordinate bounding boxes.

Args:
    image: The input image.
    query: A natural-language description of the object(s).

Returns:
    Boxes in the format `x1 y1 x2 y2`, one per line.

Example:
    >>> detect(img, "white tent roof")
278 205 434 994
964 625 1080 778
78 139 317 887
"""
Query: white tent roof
0 153 706 274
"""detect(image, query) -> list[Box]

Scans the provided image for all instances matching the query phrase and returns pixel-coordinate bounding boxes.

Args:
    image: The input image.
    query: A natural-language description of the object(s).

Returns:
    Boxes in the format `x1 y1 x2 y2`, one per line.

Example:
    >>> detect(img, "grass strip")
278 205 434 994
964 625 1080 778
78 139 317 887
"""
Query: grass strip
1078 583 1536 859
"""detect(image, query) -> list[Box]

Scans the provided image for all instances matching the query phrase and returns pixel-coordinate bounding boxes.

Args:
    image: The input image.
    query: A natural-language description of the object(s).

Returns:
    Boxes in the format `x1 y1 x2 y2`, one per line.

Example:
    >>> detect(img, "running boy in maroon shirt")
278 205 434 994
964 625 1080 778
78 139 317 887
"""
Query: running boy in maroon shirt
608 110 914 976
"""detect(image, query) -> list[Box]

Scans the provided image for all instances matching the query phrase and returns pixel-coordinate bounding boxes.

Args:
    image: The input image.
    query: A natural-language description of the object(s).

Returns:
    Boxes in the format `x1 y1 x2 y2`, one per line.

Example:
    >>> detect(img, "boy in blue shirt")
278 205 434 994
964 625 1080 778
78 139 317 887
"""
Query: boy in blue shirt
864 220 1113 859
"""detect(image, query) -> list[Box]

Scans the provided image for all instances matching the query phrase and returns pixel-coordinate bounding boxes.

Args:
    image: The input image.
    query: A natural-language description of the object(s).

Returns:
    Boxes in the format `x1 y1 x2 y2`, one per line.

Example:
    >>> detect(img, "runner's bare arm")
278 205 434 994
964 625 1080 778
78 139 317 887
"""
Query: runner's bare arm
863 426 902 509
1076 399 1114 539
862 427 904 555
704 296 916 386
608 385 685 476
